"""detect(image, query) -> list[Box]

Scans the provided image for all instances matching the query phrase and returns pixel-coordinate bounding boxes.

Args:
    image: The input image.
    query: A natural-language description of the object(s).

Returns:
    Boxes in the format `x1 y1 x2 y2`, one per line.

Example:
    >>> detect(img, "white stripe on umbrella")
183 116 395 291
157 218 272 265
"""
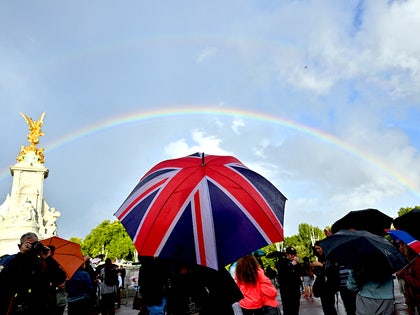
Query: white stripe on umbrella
193 179 217 268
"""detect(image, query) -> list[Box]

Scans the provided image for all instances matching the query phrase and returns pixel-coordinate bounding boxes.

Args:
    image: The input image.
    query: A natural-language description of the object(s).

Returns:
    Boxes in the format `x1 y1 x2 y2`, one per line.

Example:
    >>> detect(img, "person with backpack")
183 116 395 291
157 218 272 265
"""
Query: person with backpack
100 258 118 315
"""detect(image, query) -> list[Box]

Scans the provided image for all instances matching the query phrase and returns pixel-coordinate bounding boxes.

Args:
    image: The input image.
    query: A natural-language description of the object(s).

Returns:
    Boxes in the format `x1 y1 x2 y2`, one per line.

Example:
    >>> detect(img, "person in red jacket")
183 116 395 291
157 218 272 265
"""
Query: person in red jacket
396 242 420 315
235 254 280 315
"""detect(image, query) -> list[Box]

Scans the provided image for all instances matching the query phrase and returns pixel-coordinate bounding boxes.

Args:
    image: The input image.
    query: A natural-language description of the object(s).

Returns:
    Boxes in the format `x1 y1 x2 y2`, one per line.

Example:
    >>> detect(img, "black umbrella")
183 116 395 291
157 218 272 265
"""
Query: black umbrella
252 249 266 257
266 251 285 259
318 230 405 282
331 208 392 236
393 209 420 240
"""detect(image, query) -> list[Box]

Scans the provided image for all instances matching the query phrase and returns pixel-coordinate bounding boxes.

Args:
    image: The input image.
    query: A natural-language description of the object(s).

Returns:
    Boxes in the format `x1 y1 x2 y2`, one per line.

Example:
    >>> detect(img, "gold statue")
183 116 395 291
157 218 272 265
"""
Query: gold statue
17 112 46 164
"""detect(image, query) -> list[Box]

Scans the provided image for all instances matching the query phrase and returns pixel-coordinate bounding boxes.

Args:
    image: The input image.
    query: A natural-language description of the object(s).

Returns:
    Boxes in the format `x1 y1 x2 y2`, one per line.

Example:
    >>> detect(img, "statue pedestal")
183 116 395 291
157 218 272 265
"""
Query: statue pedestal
0 113 59 257
0 223 40 255
0 161 59 256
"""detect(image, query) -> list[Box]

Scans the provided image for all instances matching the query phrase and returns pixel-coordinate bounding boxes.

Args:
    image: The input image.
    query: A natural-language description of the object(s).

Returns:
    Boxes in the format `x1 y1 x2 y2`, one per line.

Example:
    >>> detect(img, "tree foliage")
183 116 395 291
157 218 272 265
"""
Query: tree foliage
258 223 326 267
69 237 82 245
281 223 326 261
80 220 136 261
398 206 420 217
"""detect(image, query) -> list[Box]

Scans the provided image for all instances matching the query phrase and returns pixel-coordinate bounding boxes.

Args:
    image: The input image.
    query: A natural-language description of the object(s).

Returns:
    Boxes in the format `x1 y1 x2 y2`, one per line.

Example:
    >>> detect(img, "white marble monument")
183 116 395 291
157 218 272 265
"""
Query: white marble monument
0 112 60 255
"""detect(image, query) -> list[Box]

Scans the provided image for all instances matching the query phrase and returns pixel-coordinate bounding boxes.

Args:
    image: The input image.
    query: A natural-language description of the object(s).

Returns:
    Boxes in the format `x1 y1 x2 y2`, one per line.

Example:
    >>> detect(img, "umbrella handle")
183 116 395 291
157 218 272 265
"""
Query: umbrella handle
398 254 420 272
6 293 16 315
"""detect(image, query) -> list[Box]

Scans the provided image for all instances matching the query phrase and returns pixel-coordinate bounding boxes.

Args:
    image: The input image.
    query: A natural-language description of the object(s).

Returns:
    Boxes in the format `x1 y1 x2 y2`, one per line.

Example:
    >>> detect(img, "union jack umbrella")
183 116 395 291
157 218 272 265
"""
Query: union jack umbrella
115 152 286 270
385 229 420 254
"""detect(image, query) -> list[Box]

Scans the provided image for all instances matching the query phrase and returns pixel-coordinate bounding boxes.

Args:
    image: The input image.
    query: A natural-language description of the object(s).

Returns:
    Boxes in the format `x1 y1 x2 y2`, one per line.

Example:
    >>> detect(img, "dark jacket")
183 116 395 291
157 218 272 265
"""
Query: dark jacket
0 251 66 315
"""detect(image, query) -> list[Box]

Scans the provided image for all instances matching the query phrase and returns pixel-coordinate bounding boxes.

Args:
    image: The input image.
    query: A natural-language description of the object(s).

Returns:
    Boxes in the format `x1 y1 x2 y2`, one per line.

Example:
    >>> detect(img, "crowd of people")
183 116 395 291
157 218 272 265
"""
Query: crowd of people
0 231 418 315
0 232 127 315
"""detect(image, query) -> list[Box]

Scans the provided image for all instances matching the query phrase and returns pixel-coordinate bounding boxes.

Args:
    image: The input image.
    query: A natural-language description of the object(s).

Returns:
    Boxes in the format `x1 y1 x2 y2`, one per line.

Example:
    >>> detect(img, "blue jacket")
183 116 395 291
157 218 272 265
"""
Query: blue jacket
66 269 92 302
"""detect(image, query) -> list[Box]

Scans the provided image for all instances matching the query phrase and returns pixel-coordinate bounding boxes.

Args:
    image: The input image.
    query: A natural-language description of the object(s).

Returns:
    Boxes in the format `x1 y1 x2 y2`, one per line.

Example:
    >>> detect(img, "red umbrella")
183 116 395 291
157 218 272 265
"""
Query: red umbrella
115 153 286 270
41 236 84 279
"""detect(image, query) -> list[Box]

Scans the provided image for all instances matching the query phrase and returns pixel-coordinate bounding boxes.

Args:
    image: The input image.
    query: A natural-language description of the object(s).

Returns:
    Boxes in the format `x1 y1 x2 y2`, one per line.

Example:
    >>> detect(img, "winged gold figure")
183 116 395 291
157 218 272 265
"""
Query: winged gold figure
17 112 46 163
20 112 45 145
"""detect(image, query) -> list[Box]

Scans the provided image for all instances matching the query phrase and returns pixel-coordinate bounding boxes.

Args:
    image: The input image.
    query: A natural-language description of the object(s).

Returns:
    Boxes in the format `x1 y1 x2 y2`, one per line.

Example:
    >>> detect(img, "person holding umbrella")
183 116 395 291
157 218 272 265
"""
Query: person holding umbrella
166 260 243 315
347 262 395 315
138 256 170 315
395 241 420 315
0 232 66 315
275 246 301 315
329 208 395 315
319 229 406 315
312 242 338 315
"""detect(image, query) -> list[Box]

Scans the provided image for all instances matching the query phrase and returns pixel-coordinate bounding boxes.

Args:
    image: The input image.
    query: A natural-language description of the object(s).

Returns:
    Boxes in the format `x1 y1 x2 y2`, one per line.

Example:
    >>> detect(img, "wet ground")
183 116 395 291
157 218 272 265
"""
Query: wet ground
71 277 410 315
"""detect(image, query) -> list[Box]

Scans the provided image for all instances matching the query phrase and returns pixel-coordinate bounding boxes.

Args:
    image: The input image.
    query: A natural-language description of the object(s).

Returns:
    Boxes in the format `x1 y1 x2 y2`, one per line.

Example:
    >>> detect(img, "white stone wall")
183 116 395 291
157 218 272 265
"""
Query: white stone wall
0 161 59 256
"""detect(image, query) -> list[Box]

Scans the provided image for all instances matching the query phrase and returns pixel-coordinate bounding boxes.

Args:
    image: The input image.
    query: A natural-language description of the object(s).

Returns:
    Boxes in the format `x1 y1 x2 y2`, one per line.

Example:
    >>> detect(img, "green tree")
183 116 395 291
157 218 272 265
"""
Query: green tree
81 220 136 261
258 223 326 268
284 223 325 260
69 237 82 245
398 206 420 217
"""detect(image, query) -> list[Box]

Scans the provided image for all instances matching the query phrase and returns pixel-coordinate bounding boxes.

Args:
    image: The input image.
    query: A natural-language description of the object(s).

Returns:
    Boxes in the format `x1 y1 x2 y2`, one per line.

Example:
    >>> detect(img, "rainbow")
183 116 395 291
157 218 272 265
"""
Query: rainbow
1 106 419 197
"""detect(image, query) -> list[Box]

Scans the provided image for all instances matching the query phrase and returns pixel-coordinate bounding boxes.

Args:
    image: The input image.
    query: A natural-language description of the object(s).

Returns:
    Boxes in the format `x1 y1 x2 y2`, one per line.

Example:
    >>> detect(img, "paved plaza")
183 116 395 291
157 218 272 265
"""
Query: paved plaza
76 277 410 315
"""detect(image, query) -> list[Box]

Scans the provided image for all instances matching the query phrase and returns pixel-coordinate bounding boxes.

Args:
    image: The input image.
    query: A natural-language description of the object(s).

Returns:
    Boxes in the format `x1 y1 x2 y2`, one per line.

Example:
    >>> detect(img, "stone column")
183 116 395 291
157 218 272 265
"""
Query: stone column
0 113 60 256
0 158 48 255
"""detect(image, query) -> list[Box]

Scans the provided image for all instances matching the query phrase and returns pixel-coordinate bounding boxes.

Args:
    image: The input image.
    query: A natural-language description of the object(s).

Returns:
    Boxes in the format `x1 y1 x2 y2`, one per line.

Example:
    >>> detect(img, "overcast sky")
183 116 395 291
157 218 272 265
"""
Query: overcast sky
1 1 420 241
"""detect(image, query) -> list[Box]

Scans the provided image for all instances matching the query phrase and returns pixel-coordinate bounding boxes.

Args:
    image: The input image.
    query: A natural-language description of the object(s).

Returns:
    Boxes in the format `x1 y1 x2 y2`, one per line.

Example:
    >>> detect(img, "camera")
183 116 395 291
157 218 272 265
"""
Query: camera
31 241 49 254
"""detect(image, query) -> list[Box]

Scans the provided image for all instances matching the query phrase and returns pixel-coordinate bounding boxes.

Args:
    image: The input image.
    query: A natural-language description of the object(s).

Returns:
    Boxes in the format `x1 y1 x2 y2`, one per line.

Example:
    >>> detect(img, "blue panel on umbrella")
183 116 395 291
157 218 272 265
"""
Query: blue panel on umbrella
121 190 159 239
231 166 286 226
208 180 268 268
159 203 198 265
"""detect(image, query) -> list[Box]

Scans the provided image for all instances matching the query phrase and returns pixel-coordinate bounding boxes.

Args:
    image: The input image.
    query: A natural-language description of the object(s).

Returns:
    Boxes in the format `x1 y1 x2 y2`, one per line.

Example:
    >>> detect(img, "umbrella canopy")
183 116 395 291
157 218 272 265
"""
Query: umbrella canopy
318 230 405 282
115 153 286 270
41 236 84 279
91 257 101 264
393 209 420 240
331 208 392 236
266 251 286 259
386 229 420 254
252 249 266 257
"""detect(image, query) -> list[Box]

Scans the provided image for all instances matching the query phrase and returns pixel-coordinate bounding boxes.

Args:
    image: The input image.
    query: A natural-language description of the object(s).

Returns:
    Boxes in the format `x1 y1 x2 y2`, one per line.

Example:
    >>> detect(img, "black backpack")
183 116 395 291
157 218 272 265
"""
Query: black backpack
104 267 118 286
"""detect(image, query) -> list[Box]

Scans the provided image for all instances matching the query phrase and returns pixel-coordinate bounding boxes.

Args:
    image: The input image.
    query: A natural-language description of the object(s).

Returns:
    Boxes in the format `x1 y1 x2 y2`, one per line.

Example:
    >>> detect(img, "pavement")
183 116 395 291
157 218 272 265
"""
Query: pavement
74 278 411 315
